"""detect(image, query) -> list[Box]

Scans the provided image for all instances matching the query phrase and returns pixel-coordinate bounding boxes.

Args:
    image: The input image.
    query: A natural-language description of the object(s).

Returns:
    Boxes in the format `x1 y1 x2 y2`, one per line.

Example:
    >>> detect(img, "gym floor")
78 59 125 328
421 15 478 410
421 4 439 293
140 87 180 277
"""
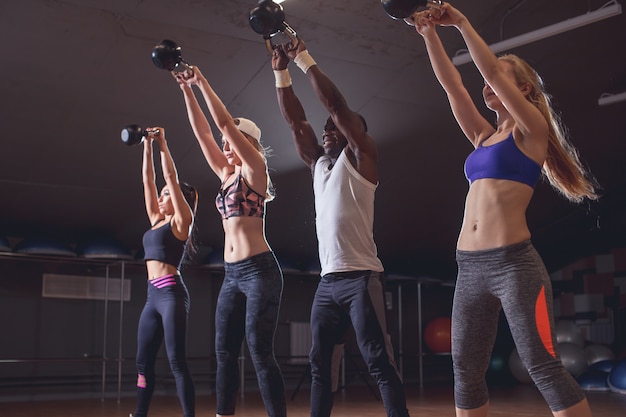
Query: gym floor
1 385 625 417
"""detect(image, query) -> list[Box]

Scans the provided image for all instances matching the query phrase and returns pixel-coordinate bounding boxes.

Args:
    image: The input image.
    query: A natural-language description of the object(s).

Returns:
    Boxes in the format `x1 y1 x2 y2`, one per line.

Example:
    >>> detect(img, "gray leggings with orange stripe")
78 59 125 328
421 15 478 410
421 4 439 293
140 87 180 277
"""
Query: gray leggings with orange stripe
453 240 585 411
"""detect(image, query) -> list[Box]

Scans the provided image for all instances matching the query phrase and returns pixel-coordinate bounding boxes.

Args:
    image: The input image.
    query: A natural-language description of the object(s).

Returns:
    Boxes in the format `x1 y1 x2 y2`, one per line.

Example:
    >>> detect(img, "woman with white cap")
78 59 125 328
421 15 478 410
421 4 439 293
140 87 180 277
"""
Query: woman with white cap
174 66 286 417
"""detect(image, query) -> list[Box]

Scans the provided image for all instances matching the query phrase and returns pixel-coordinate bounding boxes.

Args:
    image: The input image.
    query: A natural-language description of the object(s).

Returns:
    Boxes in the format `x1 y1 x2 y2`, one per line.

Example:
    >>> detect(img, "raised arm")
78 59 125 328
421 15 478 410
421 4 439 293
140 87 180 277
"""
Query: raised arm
142 133 161 226
433 4 548 140
151 127 194 240
282 39 378 183
272 47 322 171
412 10 492 146
178 68 267 181
175 77 230 179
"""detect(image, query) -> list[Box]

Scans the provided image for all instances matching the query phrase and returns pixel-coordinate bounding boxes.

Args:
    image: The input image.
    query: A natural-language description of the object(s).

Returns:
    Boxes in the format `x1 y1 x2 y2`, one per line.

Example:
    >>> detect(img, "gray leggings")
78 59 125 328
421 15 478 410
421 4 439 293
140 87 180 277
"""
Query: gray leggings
453 240 585 411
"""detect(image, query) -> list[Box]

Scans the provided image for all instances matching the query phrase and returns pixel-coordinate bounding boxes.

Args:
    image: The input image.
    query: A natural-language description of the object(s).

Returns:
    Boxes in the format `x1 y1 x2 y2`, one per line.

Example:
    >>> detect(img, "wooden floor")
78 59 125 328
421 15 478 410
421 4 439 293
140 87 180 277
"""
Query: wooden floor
1 384 625 417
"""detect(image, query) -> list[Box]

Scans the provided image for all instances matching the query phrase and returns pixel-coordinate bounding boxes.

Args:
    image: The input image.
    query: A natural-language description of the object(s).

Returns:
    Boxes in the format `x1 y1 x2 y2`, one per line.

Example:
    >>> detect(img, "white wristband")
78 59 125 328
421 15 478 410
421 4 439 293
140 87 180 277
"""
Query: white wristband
294 50 317 74
273 69 292 88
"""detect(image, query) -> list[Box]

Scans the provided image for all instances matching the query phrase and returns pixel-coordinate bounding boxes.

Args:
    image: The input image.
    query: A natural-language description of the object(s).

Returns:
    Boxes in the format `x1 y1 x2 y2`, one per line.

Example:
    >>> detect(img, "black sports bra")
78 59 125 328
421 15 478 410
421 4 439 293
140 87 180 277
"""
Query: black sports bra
142 221 186 268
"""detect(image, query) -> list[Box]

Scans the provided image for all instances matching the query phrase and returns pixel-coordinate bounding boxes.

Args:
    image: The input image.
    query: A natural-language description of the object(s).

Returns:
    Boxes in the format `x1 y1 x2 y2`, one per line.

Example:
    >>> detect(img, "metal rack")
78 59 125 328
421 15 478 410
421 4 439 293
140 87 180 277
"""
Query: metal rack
0 251 137 402
386 274 454 386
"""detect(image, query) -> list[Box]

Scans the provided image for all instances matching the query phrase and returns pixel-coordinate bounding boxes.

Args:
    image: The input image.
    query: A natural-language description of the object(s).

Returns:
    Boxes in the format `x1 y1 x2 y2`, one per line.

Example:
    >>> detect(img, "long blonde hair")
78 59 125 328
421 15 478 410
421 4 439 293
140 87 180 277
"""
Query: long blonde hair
241 132 276 202
499 54 598 203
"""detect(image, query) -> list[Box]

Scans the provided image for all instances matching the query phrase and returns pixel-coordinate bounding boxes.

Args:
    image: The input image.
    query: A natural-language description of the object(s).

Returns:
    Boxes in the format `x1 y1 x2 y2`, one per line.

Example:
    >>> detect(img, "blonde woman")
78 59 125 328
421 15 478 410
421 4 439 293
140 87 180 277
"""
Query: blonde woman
173 67 286 417
409 3 597 417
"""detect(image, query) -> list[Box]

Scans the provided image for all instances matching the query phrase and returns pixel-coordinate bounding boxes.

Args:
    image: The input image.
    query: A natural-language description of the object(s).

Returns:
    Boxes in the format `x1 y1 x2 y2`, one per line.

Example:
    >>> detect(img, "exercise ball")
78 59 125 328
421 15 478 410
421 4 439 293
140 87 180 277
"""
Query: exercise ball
589 359 615 373
584 344 616 366
14 237 77 257
486 347 516 385
508 348 533 384
608 359 626 394
424 316 451 353
576 369 610 391
79 237 133 260
558 342 588 377
555 320 584 347
489 353 506 373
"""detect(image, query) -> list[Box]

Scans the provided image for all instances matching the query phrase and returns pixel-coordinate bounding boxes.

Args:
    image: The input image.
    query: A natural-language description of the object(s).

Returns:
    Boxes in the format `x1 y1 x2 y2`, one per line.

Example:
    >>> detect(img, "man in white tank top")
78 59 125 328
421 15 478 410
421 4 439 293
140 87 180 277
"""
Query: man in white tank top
270 37 411 417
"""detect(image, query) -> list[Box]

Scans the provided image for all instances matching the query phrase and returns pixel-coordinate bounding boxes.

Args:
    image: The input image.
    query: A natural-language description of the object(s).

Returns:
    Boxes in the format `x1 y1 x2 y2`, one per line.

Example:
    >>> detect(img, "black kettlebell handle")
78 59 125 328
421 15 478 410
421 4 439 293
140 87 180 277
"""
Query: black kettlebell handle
121 125 160 146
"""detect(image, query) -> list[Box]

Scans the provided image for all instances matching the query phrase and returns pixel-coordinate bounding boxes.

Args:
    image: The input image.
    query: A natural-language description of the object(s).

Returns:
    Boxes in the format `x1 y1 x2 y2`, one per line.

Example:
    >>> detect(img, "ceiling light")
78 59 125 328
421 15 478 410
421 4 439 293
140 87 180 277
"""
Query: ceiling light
452 1 622 66
598 91 626 106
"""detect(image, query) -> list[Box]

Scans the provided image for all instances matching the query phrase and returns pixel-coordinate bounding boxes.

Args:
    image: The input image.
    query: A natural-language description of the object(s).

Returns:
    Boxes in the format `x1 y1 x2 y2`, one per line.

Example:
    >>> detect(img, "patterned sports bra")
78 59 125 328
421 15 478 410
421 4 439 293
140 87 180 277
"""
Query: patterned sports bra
215 172 266 219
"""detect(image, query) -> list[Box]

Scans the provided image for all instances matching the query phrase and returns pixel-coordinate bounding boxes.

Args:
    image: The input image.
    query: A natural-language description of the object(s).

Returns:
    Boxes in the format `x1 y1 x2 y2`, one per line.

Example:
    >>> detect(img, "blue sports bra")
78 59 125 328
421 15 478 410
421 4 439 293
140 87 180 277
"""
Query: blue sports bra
215 173 266 219
143 221 187 268
464 133 542 188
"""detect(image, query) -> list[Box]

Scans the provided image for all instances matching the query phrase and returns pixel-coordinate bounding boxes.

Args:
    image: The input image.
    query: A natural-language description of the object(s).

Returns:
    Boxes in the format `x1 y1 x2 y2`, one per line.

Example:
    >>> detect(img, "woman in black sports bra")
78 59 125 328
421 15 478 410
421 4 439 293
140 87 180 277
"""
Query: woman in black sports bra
408 3 598 417
173 67 287 417
133 127 198 417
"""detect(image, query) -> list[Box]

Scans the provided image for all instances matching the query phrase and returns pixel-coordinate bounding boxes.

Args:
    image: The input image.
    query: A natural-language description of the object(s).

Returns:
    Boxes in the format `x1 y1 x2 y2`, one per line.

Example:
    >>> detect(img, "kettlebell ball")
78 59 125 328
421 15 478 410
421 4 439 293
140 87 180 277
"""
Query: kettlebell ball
249 0 298 53
121 125 159 146
151 39 193 73
249 0 286 37
381 0 443 20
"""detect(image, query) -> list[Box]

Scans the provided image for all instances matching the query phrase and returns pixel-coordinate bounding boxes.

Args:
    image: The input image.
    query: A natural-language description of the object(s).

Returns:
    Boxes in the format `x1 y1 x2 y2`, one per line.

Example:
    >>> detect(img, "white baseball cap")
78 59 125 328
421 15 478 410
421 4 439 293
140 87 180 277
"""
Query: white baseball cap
234 117 261 141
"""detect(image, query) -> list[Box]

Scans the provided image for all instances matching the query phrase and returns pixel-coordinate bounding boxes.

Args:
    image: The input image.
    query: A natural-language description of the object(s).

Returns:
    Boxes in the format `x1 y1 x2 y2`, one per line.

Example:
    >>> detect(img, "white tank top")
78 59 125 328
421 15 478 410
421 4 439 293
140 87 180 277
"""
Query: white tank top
313 149 384 276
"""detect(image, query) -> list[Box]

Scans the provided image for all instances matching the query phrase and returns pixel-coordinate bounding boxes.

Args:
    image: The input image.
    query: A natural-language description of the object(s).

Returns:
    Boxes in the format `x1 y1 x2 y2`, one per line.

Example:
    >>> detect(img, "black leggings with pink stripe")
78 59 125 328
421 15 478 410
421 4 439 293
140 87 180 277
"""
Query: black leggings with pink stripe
134 274 195 417
453 240 585 412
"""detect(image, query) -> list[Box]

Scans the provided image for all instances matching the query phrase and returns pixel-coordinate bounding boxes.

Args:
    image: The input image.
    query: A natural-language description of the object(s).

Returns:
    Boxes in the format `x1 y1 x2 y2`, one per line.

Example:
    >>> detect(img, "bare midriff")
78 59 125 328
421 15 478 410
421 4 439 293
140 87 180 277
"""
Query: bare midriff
457 179 534 251
146 260 180 281
222 216 270 263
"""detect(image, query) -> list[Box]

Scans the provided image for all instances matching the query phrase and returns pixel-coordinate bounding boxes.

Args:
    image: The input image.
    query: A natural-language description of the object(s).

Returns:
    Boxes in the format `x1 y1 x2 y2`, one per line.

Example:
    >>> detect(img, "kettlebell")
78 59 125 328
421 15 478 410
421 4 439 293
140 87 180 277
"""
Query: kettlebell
249 0 298 53
151 39 193 73
121 125 159 146
381 0 443 20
